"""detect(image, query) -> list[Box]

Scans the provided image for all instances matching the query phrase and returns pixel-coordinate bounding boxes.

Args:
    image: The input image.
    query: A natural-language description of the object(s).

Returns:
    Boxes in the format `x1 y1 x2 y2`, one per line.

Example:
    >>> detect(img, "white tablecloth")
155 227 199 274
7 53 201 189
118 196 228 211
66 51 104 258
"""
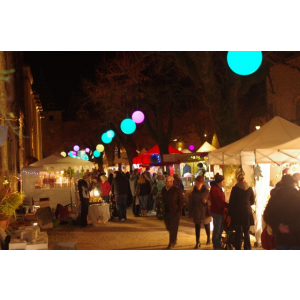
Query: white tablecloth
88 203 110 225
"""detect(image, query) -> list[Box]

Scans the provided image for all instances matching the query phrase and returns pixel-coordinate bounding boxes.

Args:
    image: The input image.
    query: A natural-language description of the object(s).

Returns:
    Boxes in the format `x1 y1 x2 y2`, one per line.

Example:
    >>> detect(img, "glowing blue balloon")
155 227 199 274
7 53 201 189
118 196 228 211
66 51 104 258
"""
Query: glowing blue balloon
101 132 112 144
106 130 115 138
227 51 262 76
83 154 89 161
94 150 100 157
120 118 136 134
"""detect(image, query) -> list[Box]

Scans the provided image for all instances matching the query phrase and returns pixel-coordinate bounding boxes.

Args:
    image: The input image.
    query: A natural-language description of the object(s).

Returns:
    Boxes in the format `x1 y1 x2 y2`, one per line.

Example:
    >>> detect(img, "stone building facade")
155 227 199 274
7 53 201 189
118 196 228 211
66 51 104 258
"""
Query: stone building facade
0 51 43 190
267 55 300 123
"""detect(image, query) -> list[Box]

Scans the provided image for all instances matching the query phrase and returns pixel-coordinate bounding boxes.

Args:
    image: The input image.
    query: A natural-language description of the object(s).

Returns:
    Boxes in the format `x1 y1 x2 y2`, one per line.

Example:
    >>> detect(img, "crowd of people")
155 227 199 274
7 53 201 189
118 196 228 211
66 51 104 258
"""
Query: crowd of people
76 165 300 250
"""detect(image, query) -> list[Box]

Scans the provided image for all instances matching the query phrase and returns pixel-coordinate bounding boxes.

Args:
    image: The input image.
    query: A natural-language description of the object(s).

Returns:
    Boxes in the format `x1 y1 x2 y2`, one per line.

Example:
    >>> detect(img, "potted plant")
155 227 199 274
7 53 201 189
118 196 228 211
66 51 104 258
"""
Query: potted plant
0 179 24 230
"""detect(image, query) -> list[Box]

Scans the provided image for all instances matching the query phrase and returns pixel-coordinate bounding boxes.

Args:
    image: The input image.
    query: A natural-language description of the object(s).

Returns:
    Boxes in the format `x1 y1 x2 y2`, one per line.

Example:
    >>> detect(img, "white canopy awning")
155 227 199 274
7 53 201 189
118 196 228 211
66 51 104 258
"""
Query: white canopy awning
43 157 94 171
208 116 300 165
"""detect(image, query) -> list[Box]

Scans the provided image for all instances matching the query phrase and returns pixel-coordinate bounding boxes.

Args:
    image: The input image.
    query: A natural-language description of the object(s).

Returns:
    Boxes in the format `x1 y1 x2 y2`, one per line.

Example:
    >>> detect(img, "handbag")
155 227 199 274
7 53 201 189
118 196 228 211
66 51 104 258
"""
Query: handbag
261 225 276 250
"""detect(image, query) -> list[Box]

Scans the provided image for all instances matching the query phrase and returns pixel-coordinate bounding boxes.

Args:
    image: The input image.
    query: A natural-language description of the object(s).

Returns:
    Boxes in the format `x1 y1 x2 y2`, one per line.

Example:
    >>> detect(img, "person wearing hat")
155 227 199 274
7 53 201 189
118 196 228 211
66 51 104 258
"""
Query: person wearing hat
209 173 228 250
264 174 300 250
77 174 97 227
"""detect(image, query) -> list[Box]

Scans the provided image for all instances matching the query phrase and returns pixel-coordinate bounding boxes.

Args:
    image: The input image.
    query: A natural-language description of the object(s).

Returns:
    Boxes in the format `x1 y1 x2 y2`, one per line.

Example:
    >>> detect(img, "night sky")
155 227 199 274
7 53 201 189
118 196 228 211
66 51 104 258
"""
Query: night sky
23 51 115 111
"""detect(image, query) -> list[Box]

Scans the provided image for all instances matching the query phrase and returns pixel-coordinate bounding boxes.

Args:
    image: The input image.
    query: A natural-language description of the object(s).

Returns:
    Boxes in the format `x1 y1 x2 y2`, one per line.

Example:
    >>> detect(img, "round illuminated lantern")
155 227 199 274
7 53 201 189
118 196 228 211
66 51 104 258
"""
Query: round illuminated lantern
131 110 145 124
227 51 263 76
73 145 80 151
106 130 115 139
68 151 73 157
93 150 100 157
83 154 89 161
85 148 90 153
72 151 77 156
96 144 105 152
101 132 112 144
61 151 66 157
120 118 136 134
189 145 195 151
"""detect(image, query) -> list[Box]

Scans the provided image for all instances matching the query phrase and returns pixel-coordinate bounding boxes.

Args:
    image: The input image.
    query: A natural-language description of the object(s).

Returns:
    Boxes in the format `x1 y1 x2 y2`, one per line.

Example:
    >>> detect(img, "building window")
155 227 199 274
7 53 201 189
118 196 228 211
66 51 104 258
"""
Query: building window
49 115 54 121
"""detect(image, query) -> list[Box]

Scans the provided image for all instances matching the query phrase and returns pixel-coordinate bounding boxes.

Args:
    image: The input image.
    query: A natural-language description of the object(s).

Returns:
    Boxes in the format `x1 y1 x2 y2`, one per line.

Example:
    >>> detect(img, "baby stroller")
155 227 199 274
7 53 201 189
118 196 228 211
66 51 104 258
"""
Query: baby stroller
220 213 235 250
109 195 118 221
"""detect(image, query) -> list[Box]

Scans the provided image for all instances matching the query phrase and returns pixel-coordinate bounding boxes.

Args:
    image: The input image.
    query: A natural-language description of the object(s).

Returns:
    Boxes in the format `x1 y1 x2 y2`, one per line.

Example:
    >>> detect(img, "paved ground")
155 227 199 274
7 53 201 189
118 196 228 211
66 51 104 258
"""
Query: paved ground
47 207 263 250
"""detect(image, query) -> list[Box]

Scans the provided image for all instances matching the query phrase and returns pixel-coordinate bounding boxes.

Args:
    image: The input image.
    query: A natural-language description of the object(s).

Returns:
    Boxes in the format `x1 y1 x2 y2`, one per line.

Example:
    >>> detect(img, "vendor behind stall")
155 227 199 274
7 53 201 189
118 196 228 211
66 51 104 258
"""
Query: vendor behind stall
195 162 206 178
182 163 191 177
77 174 97 227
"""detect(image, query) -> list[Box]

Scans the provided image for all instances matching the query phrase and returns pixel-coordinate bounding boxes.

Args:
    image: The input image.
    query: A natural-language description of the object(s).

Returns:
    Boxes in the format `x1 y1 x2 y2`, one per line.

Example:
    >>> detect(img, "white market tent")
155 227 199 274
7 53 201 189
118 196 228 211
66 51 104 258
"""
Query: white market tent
196 141 217 153
208 116 300 245
208 116 300 166
43 156 93 170
21 156 94 210
255 136 300 164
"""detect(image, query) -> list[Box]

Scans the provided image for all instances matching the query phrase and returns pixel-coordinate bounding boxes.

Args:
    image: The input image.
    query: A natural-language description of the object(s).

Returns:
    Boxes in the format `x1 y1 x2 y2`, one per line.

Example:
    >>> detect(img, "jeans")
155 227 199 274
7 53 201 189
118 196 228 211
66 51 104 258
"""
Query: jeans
211 213 224 249
139 195 149 210
115 194 127 220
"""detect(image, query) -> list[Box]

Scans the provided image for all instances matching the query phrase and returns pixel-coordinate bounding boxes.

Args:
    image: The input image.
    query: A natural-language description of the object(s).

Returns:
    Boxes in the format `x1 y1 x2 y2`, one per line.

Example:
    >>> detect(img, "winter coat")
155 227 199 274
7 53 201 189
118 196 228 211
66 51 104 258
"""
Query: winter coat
264 186 300 246
174 180 184 192
209 181 228 215
136 180 151 196
228 182 255 226
100 180 111 196
161 185 184 216
111 174 130 196
188 185 211 224
129 174 139 196
152 180 166 199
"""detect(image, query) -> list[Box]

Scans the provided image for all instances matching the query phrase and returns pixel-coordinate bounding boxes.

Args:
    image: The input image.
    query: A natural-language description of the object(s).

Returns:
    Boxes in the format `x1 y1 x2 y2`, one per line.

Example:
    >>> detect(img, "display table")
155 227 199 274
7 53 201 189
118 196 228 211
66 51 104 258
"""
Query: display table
88 203 110 225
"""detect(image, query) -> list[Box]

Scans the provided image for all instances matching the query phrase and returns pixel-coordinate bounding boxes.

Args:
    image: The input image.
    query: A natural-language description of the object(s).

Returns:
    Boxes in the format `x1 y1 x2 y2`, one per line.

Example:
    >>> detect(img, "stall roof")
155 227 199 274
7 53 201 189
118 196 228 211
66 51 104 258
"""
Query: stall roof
133 144 182 164
43 156 94 170
196 142 217 153
208 116 300 165
21 154 62 171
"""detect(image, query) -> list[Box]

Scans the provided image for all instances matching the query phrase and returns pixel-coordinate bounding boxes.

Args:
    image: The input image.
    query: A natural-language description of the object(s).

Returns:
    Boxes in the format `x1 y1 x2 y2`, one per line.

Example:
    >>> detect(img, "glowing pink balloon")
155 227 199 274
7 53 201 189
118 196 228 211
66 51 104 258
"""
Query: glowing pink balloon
73 145 80 151
85 148 90 153
189 145 195 151
131 110 145 124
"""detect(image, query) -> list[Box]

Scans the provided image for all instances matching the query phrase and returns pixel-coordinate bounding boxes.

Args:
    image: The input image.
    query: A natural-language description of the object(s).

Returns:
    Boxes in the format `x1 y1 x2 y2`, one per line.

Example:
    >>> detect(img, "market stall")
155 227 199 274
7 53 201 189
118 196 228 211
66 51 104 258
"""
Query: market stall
163 141 217 190
21 156 94 210
133 144 183 174
208 116 300 245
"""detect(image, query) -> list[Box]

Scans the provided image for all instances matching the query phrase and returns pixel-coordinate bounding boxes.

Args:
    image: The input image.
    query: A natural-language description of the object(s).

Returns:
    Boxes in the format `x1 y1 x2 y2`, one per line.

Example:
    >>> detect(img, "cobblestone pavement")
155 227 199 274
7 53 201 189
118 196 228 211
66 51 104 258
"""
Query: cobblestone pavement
47 208 262 250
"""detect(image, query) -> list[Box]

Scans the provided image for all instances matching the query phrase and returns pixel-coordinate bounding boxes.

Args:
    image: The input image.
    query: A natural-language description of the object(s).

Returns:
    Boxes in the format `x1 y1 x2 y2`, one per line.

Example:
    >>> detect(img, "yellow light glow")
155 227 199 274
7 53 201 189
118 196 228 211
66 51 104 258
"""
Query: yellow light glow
255 126 261 130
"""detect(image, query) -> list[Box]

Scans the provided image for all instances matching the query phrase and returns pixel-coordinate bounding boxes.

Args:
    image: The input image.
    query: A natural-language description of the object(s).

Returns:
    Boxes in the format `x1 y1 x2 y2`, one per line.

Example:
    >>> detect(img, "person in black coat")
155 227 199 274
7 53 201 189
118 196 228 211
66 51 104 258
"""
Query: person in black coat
77 174 97 227
188 176 212 249
228 174 255 250
111 171 130 221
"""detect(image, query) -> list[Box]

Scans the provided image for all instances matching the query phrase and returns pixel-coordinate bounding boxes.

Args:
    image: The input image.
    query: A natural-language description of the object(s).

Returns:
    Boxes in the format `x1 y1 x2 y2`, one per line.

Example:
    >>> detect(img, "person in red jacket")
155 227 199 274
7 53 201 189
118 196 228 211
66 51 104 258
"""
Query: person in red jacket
99 175 111 203
209 173 228 250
